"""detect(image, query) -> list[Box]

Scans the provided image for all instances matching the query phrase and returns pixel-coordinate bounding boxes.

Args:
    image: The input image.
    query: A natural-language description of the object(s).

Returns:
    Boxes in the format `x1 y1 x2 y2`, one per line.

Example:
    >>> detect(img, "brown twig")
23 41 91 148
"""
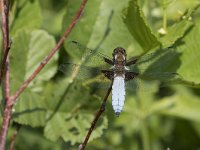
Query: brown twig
11 0 88 104
9 124 21 150
0 0 11 149
0 0 10 84
79 81 113 150
0 60 11 150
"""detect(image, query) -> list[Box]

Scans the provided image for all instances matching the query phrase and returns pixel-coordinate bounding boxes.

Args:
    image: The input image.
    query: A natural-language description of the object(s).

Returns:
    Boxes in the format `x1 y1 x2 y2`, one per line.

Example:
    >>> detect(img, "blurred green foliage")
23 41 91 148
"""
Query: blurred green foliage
1 0 200 149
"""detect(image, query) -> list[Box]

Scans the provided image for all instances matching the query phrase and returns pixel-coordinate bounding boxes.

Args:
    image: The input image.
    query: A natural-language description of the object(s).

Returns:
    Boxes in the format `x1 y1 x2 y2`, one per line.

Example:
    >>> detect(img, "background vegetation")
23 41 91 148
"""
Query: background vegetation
1 0 200 149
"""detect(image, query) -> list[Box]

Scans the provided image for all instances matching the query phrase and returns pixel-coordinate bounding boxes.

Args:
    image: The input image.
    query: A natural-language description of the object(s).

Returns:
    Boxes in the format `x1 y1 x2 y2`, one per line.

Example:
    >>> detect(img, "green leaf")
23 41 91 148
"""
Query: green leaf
26 30 58 86
159 4 200 48
12 89 46 127
123 0 160 51
176 19 200 84
42 77 100 113
44 112 108 145
10 29 57 126
63 0 146 59
160 18 193 48
41 73 107 144
63 0 101 58
11 0 42 35
154 86 200 122
10 29 57 93
13 127 62 150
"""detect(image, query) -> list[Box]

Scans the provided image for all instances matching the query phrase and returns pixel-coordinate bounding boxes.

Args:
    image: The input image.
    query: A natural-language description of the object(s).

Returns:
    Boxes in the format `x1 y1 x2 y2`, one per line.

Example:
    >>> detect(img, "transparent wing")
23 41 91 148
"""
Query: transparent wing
128 48 180 72
66 41 112 67
126 72 182 92
58 62 111 88
126 48 182 92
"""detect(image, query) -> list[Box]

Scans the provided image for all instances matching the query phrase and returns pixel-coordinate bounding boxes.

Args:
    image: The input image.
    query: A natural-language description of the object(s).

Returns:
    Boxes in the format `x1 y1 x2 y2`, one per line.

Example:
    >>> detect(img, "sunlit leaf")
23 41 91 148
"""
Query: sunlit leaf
10 29 57 126
177 19 200 84
11 0 42 35
44 112 108 145
123 0 160 51
12 89 46 127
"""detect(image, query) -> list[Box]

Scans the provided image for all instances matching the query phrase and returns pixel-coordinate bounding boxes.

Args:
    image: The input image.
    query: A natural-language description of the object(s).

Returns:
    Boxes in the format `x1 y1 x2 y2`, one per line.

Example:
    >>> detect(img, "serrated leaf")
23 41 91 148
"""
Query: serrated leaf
123 0 160 51
11 0 42 35
44 112 108 145
10 29 57 127
42 77 100 113
12 89 46 127
26 30 58 87
160 18 193 47
176 19 200 84
41 68 107 144
10 29 57 93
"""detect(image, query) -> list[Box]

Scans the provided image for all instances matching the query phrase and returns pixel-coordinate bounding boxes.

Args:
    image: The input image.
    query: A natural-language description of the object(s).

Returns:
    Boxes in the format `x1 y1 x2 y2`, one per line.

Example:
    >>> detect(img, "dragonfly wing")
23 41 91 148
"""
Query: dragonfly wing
66 41 113 67
128 48 180 72
58 62 111 88
126 72 182 92
126 78 156 92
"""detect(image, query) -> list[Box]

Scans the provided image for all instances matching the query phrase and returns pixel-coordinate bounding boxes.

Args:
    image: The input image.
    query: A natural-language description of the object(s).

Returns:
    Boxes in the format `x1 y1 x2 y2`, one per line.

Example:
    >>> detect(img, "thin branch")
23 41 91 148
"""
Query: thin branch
79 81 113 150
11 0 88 104
0 60 11 150
0 0 10 84
0 0 11 149
9 124 21 150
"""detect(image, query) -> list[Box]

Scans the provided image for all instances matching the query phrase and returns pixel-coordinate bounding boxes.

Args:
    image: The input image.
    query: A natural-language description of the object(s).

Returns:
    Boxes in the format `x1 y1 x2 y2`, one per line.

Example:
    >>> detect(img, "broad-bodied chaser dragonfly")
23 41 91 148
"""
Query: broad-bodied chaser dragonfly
59 41 180 116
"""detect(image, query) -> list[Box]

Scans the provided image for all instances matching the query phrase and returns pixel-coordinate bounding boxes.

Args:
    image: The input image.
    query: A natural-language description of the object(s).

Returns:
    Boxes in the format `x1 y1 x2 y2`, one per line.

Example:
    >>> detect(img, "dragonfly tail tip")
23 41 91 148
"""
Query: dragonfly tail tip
115 112 121 117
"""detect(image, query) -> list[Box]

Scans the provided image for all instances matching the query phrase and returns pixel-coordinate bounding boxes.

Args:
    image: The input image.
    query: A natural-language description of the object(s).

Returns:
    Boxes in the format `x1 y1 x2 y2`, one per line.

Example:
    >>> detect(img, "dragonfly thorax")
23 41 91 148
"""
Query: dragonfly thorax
112 47 127 77
113 47 127 61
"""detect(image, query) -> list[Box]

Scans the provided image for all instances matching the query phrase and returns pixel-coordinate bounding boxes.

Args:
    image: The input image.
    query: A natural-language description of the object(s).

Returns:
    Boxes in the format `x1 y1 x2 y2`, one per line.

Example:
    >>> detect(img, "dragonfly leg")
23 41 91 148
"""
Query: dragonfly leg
125 71 139 81
101 70 114 80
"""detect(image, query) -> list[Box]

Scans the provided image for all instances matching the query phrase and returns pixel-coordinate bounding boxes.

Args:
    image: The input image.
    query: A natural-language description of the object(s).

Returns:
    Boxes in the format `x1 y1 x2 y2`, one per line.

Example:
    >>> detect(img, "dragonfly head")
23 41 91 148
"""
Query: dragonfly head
113 47 127 61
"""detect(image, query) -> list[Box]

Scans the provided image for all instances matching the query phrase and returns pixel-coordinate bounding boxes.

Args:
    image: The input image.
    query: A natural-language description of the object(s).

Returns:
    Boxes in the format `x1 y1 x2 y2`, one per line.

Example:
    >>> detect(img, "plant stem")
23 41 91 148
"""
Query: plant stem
9 124 21 150
80 81 113 150
163 7 167 31
162 0 171 32
0 61 11 150
0 0 10 84
0 0 11 149
141 121 150 150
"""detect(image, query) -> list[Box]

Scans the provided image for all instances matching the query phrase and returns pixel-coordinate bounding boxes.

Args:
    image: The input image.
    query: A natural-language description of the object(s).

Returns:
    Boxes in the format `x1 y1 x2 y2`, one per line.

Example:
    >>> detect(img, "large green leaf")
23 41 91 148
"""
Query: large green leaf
26 30 58 86
13 127 62 150
10 0 42 35
159 4 199 48
160 18 193 48
12 89 46 127
151 86 200 122
123 0 160 52
63 0 101 58
44 112 108 145
10 29 57 93
41 73 107 144
63 0 145 59
176 19 200 84
10 29 57 126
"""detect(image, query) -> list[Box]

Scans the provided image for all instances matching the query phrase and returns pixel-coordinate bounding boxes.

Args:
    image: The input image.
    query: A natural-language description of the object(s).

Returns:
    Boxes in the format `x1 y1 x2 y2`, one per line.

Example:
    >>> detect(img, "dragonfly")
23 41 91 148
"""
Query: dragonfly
59 41 180 116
